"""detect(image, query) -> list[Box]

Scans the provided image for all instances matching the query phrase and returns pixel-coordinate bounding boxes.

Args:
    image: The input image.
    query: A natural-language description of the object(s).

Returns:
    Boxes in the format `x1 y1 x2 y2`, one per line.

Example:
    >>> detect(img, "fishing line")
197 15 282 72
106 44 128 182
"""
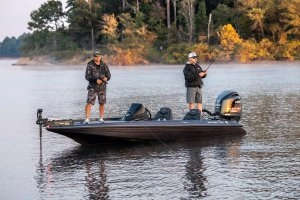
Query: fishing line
141 121 174 153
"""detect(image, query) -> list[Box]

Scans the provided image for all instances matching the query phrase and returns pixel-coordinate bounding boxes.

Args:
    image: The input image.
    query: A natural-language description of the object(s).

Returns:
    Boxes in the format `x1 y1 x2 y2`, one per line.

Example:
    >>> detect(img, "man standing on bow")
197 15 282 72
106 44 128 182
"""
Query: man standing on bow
84 51 111 123
183 52 207 113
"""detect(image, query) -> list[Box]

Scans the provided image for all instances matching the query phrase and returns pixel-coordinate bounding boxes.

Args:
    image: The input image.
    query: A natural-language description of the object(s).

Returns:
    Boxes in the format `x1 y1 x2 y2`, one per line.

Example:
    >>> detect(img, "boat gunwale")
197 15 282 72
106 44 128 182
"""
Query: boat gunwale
46 119 243 130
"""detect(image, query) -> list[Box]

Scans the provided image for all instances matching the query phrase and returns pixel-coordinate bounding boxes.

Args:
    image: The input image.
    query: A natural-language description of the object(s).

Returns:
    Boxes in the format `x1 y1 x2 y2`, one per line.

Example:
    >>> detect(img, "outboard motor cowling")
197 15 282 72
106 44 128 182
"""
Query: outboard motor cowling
124 103 151 121
214 90 242 121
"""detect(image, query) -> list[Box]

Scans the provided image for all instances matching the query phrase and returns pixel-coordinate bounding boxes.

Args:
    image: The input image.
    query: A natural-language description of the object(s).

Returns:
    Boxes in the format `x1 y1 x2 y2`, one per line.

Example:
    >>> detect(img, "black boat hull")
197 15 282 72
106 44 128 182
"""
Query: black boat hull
46 119 246 145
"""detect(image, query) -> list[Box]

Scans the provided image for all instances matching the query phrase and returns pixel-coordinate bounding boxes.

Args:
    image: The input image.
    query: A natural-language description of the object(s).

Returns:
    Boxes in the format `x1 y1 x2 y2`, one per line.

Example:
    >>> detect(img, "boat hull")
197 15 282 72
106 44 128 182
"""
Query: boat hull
46 119 246 145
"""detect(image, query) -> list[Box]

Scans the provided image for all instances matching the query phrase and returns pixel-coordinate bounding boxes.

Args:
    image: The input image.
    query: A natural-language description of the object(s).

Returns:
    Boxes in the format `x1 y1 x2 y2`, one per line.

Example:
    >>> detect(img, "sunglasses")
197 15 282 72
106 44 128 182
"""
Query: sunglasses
191 57 198 59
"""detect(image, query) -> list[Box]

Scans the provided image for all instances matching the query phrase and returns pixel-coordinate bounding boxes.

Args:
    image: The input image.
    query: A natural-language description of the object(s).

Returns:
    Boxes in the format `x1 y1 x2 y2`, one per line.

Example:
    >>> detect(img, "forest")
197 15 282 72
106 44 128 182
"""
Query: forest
0 0 299 65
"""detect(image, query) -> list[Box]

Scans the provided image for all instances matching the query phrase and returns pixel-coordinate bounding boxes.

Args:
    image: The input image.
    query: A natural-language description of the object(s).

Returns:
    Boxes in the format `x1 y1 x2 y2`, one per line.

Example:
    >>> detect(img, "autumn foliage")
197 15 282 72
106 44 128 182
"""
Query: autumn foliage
13 0 300 64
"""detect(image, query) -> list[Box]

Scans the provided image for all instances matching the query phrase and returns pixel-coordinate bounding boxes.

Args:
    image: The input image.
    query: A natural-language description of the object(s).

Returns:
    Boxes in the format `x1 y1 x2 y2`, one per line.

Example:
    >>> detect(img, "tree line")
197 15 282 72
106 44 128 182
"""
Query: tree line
1 0 299 64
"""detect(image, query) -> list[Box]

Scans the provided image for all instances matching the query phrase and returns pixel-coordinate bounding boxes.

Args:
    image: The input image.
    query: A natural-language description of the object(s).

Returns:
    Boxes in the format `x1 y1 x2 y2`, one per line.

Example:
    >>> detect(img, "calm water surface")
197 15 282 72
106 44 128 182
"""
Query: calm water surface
0 59 299 199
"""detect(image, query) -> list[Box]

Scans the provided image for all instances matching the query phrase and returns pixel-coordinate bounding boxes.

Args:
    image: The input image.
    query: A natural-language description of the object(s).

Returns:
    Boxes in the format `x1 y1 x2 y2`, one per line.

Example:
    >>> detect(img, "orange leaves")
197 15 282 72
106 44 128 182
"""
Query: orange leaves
236 40 257 63
236 38 276 63
109 46 148 65
219 24 242 52
218 24 242 61
100 14 118 41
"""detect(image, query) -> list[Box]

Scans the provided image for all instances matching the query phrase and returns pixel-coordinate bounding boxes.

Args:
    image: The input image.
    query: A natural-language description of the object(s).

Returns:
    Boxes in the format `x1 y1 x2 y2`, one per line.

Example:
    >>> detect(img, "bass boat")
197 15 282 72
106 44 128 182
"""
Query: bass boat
36 90 246 145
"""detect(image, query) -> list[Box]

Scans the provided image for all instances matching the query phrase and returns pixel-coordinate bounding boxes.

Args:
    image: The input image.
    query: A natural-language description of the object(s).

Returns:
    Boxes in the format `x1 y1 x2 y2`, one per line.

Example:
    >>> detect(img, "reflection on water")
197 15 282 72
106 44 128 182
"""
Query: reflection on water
184 147 207 197
85 160 109 199
0 60 299 199
35 137 244 199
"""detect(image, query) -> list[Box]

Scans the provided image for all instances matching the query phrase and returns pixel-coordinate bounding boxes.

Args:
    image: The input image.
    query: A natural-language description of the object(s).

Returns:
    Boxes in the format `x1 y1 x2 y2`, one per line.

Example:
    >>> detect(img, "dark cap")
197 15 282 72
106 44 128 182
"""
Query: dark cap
93 51 102 57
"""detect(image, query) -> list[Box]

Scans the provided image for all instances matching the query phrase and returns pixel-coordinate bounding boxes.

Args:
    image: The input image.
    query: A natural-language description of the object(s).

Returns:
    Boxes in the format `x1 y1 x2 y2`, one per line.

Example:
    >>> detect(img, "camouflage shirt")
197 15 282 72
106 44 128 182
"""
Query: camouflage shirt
85 60 111 91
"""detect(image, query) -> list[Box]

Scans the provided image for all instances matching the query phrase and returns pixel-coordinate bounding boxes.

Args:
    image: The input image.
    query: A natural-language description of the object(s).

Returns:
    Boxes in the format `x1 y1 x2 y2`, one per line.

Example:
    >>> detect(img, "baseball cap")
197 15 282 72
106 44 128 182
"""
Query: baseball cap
188 52 198 58
93 51 102 57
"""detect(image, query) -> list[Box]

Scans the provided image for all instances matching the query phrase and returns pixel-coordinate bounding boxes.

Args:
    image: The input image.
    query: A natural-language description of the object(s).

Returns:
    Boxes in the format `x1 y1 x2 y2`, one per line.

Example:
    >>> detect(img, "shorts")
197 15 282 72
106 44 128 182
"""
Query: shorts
86 88 106 105
186 87 202 103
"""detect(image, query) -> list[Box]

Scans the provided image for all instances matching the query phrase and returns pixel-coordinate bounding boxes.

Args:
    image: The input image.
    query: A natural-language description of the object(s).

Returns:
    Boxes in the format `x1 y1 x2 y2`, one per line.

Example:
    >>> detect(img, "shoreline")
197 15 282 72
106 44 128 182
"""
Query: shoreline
11 56 88 66
4 56 300 66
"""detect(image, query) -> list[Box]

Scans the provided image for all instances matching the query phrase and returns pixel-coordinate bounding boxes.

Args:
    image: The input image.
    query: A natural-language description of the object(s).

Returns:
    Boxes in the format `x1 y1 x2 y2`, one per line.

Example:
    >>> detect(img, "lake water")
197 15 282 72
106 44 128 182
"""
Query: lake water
0 59 299 199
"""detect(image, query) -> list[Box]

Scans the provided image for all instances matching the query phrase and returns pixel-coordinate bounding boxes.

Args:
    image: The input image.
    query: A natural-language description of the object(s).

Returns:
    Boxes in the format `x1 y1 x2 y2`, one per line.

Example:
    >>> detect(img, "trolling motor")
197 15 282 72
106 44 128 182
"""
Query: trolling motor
203 90 242 121
36 109 48 137
36 109 49 125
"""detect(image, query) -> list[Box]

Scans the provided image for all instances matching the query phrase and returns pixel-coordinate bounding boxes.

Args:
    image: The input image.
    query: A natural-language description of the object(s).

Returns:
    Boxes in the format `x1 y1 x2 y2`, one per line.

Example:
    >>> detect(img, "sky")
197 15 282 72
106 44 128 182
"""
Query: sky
0 0 66 41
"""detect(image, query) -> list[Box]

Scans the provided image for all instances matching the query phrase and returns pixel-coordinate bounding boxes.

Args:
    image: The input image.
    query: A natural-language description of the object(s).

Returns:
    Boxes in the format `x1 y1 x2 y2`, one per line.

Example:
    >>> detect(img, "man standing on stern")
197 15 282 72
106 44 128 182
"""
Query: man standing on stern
84 51 111 123
183 52 207 114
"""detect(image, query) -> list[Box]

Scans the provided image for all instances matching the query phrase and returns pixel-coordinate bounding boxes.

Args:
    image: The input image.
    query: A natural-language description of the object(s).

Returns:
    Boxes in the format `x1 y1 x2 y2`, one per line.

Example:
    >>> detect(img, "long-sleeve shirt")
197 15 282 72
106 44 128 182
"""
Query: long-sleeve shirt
85 60 111 91
183 62 205 88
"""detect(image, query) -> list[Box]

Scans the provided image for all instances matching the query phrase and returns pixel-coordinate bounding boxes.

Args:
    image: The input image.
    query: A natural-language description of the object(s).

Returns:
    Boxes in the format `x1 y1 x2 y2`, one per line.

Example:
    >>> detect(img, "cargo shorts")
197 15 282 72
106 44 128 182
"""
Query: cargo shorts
86 88 106 105
186 87 202 103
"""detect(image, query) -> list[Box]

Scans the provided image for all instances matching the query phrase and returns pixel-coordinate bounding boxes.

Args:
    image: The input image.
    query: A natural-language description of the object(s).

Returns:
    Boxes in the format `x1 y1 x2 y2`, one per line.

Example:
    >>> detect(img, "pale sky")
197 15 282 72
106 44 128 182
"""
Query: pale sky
0 0 67 41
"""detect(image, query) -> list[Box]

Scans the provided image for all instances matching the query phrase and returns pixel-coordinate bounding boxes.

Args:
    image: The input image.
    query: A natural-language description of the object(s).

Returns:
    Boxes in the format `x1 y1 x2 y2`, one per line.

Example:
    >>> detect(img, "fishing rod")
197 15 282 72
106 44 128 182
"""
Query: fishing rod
204 52 220 72
99 76 108 84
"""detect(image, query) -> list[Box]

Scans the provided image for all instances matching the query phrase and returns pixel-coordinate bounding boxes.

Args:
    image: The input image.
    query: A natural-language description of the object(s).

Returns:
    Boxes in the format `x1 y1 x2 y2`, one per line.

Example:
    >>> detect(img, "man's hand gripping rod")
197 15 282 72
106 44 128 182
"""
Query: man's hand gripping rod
99 75 108 84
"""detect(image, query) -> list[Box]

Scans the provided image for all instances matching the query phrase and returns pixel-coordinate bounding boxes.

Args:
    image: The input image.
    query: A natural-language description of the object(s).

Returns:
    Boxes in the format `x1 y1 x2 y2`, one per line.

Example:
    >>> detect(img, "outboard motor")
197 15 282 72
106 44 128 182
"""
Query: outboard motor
214 90 242 121
124 103 152 121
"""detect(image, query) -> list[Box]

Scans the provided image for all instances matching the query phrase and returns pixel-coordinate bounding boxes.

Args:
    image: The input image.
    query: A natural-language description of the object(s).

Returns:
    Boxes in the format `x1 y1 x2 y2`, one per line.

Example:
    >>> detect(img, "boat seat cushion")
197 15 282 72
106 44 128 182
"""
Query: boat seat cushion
153 107 172 120
183 109 201 120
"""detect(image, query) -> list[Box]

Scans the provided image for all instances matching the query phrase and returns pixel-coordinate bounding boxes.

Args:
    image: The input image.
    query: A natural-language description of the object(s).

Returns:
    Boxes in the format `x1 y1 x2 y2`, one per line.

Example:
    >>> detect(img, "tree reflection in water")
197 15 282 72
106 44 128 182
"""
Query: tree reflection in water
35 145 111 200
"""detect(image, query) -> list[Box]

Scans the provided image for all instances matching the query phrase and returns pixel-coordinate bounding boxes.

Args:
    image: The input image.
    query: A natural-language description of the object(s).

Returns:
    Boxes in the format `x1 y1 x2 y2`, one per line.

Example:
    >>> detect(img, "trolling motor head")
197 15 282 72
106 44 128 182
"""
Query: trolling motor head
214 90 242 121
36 109 48 125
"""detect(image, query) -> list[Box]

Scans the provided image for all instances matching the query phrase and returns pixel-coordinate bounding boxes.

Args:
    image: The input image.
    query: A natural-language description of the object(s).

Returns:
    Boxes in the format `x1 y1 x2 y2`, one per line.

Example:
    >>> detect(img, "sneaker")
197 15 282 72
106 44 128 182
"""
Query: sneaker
84 118 90 124
98 118 104 122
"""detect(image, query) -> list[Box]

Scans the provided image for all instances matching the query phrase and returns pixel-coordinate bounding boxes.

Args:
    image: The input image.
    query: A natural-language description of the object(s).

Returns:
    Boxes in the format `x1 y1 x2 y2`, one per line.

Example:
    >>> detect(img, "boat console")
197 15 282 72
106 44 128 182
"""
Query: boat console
184 109 201 120
153 107 172 121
